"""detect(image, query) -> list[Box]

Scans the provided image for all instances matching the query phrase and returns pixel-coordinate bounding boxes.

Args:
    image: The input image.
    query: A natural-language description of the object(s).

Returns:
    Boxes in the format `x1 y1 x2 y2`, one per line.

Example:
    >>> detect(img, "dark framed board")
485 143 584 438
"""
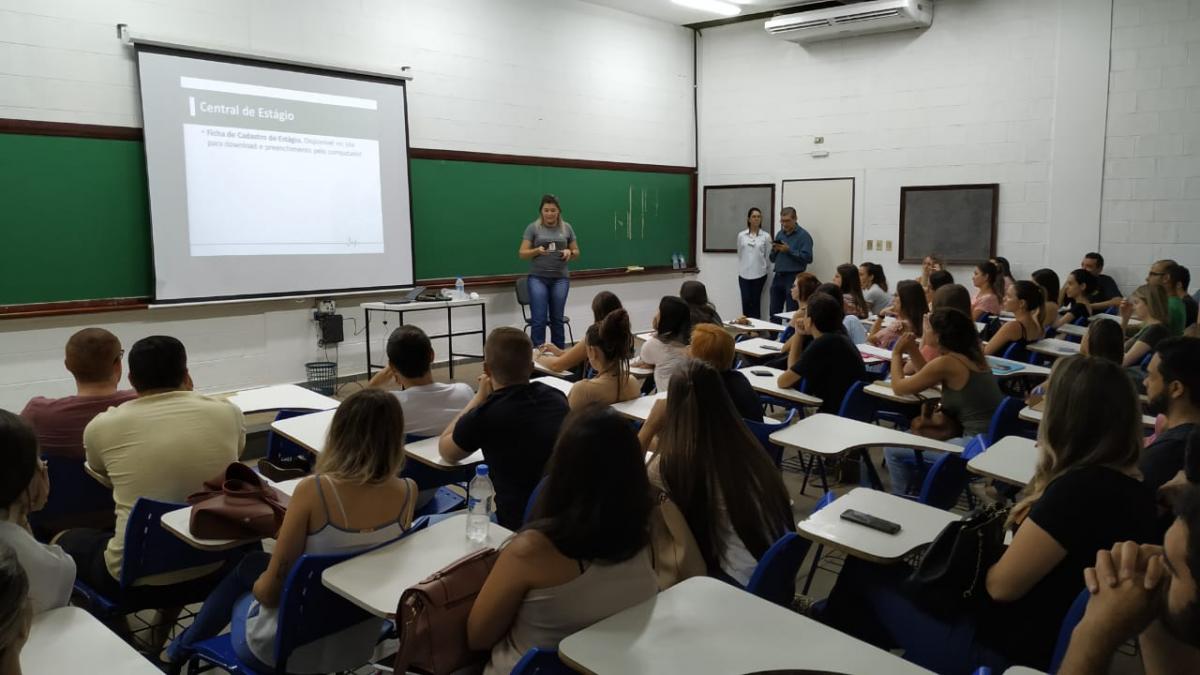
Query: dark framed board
702 183 775 253
898 183 998 264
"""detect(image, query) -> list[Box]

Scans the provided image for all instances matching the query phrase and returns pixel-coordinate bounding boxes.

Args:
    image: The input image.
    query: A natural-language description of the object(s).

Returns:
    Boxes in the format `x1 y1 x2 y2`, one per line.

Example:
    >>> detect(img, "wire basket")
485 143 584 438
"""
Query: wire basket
304 361 337 396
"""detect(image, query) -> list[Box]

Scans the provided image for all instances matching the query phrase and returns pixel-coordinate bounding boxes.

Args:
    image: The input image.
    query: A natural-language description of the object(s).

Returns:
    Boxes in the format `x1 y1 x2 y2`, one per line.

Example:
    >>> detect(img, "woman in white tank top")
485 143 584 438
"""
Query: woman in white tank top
165 389 417 674
468 406 658 675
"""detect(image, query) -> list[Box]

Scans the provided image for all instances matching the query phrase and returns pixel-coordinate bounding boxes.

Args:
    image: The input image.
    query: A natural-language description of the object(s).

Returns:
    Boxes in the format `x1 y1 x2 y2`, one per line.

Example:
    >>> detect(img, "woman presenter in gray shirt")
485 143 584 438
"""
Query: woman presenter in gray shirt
518 194 581 349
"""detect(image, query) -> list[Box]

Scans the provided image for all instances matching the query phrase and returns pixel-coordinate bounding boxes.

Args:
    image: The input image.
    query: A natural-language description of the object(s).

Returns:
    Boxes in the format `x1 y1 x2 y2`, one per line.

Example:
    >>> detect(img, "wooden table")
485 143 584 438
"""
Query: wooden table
611 392 667 422
723 317 787 334
22 606 164 674
864 381 941 404
736 366 822 407
160 478 302 550
227 383 340 413
733 337 786 358
322 513 513 618
1027 338 1081 358
558 576 932 675
797 487 960 564
967 435 1038 486
1020 405 1156 429
769 413 964 458
270 411 485 466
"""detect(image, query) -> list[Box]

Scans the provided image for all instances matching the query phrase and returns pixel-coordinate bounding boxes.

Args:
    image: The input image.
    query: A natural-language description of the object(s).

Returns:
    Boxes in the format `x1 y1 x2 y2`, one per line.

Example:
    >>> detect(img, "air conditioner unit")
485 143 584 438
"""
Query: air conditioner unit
764 0 933 44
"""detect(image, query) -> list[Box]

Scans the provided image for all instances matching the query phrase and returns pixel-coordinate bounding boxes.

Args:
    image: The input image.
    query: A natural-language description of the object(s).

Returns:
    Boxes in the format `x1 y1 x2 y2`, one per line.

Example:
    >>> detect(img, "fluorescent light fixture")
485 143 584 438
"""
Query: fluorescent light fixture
671 0 742 17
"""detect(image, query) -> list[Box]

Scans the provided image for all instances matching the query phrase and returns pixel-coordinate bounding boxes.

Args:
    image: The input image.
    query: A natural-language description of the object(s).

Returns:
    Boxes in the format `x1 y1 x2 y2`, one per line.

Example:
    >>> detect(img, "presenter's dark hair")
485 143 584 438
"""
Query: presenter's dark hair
539 194 560 211
127 336 187 392
386 325 434 379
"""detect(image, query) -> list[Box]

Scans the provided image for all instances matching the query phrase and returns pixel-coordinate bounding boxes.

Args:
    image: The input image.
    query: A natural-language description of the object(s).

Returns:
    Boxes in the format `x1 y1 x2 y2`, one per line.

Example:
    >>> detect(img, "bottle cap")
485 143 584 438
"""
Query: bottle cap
476 464 489 476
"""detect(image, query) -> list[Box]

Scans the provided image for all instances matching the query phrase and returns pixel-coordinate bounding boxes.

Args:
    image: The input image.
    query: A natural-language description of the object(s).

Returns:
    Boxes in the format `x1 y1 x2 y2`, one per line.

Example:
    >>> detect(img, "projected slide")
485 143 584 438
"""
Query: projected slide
181 78 383 256
137 49 414 301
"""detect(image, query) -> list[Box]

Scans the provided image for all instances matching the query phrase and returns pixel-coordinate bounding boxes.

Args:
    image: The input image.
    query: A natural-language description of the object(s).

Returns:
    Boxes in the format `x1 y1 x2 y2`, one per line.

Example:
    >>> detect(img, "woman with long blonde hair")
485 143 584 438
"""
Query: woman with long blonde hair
1122 283 1172 367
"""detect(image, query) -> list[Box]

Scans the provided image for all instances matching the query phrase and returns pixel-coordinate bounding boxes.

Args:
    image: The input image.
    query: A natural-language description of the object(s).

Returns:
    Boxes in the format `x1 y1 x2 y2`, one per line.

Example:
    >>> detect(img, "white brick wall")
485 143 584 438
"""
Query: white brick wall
1100 0 1200 292
0 0 695 411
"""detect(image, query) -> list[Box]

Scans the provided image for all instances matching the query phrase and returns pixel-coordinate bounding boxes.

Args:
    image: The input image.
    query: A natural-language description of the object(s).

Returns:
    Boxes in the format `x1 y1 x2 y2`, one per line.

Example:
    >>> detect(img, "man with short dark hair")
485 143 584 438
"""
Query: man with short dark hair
439 327 568 528
57 335 244 607
1059 486 1200 674
1176 265 1197 330
1149 260 1187 335
367 325 473 438
768 206 814 317
1081 252 1123 312
1141 337 1200 494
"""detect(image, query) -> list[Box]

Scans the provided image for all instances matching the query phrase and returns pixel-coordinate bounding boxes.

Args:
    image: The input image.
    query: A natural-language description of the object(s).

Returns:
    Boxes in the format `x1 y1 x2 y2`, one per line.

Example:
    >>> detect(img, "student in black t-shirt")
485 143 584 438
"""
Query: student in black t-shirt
1054 268 1097 329
776 293 865 414
440 327 569 529
1141 338 1200 494
820 355 1157 672
1081 251 1124 312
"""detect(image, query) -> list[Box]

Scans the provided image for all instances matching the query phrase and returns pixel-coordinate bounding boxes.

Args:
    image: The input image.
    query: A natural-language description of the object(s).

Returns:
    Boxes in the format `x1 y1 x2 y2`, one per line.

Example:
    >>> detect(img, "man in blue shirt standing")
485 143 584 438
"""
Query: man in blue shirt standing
768 206 814 317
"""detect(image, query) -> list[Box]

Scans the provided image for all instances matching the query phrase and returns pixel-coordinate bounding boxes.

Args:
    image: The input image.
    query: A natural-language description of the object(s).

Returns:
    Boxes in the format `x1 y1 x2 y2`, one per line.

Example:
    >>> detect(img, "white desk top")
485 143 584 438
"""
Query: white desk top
23 606 163 674
1091 313 1141 327
610 392 667 422
1004 667 1048 675
736 367 823 407
986 355 1051 378
733 337 786 358
322 513 513 617
1056 323 1088 338
533 376 574 396
968 435 1039 486
724 317 787 333
770 413 963 457
634 331 655 343
857 343 894 362
271 411 484 467
227 384 340 414
161 478 302 550
559 576 931 675
798 487 960 563
1027 338 1081 358
360 298 486 311
532 349 573 378
864 381 941 404
1020 405 1156 429
775 310 795 321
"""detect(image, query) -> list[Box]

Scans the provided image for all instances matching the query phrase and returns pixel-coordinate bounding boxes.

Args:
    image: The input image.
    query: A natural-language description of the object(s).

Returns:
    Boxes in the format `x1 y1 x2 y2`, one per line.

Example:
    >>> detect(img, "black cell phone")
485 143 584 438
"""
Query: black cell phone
751 369 773 376
840 509 902 535
759 344 781 351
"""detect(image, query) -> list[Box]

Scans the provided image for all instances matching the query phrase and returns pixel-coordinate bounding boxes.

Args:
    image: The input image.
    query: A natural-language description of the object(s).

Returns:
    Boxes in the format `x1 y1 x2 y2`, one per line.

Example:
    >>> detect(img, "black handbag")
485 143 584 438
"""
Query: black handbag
979 317 1004 342
903 503 1010 617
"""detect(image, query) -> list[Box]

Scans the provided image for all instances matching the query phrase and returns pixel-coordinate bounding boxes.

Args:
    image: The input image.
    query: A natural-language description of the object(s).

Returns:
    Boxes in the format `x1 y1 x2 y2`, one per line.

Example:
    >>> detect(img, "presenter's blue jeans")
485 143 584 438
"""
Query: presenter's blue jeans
528 275 570 348
769 271 799 318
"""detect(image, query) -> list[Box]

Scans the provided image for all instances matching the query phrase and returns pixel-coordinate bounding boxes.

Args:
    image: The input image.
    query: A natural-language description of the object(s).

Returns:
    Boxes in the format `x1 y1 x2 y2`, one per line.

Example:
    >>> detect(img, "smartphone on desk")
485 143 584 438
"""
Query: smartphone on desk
840 509 902 535
759 343 781 351
751 369 773 376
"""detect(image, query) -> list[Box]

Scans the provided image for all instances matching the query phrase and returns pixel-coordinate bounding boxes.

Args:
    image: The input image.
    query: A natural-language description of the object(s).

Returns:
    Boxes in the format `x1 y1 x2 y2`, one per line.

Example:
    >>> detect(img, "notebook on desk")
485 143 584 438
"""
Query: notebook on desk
985 357 1025 375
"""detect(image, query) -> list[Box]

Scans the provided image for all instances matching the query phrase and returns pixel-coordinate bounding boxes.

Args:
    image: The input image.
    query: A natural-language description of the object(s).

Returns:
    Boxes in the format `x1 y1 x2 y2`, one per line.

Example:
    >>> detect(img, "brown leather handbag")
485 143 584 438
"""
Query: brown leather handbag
393 546 500 675
186 463 290 539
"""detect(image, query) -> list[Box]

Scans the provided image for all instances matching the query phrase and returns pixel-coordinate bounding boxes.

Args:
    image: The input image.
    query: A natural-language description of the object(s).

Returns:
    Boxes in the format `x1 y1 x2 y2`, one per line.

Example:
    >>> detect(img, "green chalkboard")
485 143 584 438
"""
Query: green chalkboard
410 158 693 280
0 128 694 307
0 132 153 306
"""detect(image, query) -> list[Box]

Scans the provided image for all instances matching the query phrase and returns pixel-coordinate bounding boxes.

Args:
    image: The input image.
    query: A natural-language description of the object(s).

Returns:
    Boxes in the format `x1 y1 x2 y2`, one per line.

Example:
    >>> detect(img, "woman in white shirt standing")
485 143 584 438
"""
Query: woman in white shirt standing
736 207 772 318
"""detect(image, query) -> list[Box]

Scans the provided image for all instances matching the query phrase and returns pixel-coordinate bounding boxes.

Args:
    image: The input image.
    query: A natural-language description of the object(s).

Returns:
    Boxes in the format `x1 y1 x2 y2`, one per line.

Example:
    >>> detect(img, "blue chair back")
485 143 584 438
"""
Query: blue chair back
266 409 316 463
743 409 799 467
524 476 549 525
30 454 114 530
780 326 796 343
1049 588 1090 673
1000 341 1033 365
745 532 813 607
1139 350 1154 371
916 454 969 510
119 498 248 589
512 647 573 675
985 396 1036 445
960 434 988 461
814 490 837 513
274 518 428 672
836 381 877 424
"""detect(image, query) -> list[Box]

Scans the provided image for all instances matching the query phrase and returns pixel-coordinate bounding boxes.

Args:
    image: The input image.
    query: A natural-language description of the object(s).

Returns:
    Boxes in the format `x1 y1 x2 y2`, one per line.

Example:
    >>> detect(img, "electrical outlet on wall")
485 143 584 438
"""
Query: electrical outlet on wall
866 240 874 251
317 299 336 315
885 240 893 252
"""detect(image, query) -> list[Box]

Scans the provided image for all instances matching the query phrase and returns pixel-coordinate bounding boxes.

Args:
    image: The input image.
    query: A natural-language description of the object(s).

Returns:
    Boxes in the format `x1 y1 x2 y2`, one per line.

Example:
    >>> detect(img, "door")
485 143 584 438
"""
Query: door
781 178 855 283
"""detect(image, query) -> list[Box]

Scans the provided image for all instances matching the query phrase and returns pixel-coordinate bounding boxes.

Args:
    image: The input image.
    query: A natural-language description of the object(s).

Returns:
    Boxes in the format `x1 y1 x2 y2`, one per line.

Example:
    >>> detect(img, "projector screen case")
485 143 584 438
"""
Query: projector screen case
136 46 416 302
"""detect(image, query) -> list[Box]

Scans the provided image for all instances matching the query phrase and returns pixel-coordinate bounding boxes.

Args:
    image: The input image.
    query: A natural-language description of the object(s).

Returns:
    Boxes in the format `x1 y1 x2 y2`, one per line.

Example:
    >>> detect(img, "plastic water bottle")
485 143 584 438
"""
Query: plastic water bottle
454 276 465 301
466 464 494 545
672 252 681 269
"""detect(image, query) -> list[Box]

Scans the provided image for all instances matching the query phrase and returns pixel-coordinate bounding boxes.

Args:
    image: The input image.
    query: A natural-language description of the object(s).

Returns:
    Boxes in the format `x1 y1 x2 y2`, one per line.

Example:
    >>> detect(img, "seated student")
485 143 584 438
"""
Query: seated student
1031 268 1061 327
884 309 1002 494
58 336 245 607
0 542 32 674
813 282 867 344
1149 260 1187 336
1122 284 1173 368
990 256 1015 297
1140 338 1200 493
680 280 722 327
0 411 74 613
925 268 954 304
859 262 891 315
1081 251 1124 312
468 406 657 675
971 261 1004 320
1176 264 1199 329
366 325 474 437
918 253 945 291
689 324 761 421
166 389 418 672
1081 318 1125 364
631 296 691 393
1054 268 1098 328
984 280 1045 357
777 293 865 414
777 272 821 359
536 291 624 373
868 280 927 350
833 263 871 320
441 328 568 529
651 360 793 584
822 355 1157 672
1061 488 1200 674
914 283 973 371
19 328 135 535
567 309 639 409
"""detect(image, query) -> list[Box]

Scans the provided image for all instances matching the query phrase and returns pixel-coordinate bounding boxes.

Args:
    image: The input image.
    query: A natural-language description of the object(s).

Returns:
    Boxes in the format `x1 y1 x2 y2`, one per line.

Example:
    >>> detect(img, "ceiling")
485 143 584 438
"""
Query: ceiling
580 0 834 27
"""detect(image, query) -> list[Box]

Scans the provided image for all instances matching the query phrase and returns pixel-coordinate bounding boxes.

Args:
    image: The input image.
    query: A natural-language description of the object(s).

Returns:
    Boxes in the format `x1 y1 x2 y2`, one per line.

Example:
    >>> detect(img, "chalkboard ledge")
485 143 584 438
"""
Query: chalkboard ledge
420 264 699 289
0 298 148 320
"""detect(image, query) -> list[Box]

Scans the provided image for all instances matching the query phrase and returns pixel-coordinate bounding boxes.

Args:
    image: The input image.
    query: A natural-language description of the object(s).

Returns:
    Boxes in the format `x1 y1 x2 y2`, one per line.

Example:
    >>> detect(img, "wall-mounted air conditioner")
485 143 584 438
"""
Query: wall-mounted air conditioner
764 0 933 44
